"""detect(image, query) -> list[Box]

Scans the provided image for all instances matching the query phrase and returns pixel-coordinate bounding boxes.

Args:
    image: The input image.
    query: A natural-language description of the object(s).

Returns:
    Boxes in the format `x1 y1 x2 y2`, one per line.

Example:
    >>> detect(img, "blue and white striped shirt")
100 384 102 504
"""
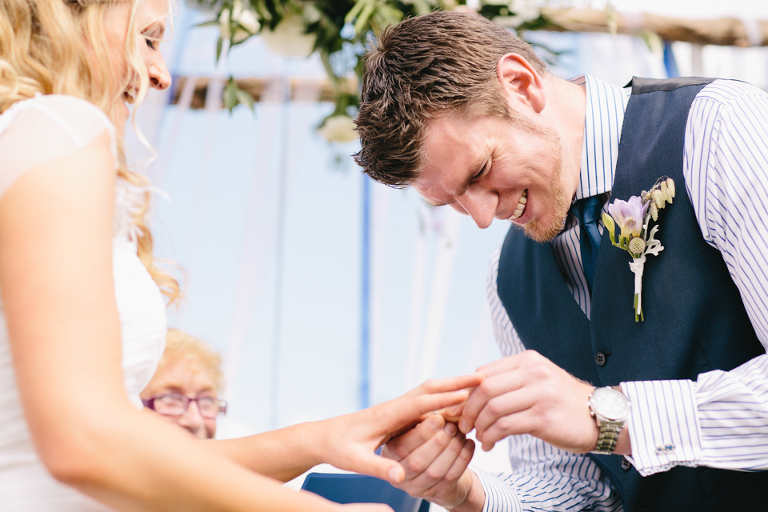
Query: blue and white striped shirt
476 74 768 512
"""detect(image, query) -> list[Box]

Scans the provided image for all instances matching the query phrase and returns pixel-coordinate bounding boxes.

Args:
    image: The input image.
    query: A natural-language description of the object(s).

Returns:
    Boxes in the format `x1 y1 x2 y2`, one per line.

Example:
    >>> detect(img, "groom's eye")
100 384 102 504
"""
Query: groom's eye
471 160 491 184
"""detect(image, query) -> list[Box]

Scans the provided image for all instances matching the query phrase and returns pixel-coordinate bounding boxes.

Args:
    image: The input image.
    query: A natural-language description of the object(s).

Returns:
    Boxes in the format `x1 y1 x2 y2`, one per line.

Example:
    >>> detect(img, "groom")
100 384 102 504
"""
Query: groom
354 10 768 512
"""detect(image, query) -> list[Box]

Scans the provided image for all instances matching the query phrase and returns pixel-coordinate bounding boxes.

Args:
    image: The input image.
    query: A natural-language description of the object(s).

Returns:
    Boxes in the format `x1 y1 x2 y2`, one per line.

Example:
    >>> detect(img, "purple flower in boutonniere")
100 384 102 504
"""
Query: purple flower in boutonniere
602 178 675 322
608 196 649 239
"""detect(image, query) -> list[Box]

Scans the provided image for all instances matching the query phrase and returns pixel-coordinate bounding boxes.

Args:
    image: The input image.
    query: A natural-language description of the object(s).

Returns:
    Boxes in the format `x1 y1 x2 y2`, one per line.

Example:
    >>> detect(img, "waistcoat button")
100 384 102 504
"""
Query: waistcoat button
621 458 631 470
595 352 607 366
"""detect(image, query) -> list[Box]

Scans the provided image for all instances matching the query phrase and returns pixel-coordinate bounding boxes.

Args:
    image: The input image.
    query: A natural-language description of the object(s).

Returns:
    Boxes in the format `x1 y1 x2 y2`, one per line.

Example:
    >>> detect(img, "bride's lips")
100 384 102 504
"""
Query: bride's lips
507 189 528 224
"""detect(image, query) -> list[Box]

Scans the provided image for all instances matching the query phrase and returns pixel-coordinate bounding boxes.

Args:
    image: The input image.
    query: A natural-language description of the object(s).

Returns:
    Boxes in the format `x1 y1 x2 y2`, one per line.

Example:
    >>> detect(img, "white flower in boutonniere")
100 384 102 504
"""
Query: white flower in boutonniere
602 178 675 322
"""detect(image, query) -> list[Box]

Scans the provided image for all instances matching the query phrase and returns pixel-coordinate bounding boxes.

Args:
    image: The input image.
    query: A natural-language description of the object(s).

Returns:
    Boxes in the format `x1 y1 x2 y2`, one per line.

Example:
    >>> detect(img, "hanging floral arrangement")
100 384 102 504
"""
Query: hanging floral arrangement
188 0 550 141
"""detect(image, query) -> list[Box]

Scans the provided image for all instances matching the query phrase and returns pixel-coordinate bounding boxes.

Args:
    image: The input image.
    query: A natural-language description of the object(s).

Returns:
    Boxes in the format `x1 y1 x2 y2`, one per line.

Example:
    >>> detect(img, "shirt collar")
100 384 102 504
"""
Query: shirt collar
571 74 631 201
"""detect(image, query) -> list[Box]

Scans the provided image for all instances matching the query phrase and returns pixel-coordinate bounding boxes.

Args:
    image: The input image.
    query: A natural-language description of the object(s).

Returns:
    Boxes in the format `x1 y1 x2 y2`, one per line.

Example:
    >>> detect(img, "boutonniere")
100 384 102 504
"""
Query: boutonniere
602 178 675 322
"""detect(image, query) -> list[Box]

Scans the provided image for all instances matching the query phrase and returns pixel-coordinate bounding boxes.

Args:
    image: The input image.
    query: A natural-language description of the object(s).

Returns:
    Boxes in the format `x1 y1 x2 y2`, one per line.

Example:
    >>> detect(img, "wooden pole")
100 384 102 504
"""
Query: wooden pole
527 8 768 47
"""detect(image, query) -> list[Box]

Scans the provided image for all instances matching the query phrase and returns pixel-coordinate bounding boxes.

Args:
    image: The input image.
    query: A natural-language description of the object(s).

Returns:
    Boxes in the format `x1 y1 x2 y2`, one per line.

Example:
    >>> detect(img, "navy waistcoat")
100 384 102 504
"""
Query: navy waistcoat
496 77 768 512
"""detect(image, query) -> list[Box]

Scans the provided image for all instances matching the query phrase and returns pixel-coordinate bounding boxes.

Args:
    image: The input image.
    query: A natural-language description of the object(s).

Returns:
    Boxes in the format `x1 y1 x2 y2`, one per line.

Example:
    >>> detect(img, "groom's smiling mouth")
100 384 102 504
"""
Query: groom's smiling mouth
508 189 528 222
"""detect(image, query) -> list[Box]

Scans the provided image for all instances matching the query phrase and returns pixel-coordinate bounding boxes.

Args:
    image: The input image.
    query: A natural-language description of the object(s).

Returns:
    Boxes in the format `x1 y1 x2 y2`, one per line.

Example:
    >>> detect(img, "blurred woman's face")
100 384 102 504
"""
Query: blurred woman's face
140 357 220 440
103 0 171 125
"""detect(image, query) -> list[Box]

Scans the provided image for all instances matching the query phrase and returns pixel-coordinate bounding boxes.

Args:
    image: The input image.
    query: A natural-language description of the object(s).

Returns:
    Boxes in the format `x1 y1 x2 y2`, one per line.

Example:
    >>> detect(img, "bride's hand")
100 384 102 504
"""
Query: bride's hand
309 373 483 484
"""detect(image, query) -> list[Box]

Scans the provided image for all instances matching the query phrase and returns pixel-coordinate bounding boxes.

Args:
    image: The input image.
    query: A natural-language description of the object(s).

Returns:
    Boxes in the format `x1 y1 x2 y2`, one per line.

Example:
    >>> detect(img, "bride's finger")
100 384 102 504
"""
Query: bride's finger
435 401 466 423
378 374 483 428
410 373 484 398
373 389 469 435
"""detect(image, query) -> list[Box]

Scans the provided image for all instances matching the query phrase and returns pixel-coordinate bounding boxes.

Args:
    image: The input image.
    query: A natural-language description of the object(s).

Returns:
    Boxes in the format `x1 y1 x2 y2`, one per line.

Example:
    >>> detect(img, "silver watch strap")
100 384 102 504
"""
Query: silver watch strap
593 423 622 454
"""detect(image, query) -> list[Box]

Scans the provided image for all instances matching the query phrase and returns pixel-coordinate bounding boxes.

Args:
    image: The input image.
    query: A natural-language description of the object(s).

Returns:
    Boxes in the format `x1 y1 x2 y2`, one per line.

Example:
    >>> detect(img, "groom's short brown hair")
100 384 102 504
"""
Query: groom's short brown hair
354 10 547 187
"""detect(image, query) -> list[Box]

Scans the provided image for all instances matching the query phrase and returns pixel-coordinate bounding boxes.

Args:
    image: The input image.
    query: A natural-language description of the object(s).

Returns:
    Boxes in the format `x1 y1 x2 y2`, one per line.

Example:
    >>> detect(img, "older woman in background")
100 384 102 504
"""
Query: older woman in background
141 329 226 440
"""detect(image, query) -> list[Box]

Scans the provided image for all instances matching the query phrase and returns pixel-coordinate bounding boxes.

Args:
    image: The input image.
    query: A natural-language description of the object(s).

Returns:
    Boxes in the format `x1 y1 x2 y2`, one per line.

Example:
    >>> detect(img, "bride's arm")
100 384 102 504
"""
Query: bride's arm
209 374 483 483
0 131 366 512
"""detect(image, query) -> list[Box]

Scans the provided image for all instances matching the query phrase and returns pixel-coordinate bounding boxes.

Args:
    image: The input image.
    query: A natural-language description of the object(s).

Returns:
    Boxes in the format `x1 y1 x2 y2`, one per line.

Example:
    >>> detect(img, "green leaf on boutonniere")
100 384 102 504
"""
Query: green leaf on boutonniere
602 212 616 245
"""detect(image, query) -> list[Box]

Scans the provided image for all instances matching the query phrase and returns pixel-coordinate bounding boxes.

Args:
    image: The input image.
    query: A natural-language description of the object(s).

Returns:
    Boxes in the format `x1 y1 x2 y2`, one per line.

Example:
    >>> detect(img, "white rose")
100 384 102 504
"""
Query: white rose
232 1 259 32
260 11 317 58
218 1 259 45
509 0 540 22
318 115 358 143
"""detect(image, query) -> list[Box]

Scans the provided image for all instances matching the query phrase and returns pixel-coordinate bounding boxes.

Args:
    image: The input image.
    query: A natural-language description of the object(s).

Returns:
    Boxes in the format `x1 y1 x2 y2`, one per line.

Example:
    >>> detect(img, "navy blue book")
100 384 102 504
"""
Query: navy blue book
301 473 430 512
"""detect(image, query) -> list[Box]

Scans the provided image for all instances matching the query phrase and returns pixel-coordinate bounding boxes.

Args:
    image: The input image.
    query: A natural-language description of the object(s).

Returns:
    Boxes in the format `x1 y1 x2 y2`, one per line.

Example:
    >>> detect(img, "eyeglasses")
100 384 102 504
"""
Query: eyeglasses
142 393 228 419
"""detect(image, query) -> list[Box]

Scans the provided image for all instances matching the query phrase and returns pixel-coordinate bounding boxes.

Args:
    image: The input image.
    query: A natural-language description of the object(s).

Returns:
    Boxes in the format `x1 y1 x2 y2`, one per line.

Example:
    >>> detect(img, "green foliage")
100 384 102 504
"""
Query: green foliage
223 77 255 113
188 0 550 134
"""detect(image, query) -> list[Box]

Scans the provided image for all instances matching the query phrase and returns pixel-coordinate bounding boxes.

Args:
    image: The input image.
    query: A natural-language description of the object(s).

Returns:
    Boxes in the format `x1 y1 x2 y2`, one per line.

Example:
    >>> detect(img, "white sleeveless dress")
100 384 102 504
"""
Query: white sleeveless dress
0 95 167 511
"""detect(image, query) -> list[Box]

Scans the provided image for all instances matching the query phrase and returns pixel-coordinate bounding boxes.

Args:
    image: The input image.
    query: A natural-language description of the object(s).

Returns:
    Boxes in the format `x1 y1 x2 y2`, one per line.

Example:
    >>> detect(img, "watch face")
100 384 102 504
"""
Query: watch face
590 387 630 421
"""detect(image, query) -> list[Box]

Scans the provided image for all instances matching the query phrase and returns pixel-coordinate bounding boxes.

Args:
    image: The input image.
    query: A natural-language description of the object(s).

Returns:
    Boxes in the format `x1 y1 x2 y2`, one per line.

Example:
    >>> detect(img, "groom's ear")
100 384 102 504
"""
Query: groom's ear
496 53 546 114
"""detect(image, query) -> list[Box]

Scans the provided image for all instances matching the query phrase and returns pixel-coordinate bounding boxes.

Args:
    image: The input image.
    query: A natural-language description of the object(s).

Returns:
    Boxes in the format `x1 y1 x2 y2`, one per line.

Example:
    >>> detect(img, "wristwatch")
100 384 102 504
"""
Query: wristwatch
588 386 630 454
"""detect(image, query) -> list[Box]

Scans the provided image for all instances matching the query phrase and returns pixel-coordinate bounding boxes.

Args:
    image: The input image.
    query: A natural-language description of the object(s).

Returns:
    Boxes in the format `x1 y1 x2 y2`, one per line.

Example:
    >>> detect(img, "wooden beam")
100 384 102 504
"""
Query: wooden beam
170 76 358 108
528 8 768 47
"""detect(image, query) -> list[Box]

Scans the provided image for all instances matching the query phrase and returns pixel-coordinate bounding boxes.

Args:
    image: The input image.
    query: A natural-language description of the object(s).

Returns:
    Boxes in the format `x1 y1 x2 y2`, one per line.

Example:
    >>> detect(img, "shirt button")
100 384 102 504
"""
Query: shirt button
595 352 607 366
621 458 631 471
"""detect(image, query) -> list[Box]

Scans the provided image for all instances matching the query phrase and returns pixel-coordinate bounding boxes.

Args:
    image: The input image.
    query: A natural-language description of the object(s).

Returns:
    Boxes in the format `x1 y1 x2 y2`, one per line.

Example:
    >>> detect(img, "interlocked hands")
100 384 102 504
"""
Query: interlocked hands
381 350 600 511
311 373 484 485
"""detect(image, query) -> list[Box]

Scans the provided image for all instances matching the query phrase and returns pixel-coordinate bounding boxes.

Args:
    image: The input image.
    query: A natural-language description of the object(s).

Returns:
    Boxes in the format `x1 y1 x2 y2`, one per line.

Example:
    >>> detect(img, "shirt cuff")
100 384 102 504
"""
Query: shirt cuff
473 468 522 512
621 380 703 476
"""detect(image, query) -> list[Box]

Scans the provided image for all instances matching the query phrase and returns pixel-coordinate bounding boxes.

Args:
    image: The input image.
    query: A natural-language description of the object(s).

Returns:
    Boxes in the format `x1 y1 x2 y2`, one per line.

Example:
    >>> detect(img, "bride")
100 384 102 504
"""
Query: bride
0 1 481 510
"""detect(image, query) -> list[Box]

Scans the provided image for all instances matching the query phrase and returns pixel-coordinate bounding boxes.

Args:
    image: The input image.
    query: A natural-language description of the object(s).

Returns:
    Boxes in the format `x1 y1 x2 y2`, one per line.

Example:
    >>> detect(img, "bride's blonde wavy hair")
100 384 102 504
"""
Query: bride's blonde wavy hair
0 0 181 305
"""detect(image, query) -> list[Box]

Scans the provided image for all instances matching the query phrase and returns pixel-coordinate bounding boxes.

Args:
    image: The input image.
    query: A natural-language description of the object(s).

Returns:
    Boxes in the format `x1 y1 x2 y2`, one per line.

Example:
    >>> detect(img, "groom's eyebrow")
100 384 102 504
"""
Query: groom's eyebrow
427 198 454 208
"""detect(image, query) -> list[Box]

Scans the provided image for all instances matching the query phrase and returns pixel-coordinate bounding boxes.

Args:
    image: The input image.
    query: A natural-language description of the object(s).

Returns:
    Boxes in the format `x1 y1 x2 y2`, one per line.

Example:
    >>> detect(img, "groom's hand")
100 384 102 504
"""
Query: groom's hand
381 414 477 510
459 350 598 453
